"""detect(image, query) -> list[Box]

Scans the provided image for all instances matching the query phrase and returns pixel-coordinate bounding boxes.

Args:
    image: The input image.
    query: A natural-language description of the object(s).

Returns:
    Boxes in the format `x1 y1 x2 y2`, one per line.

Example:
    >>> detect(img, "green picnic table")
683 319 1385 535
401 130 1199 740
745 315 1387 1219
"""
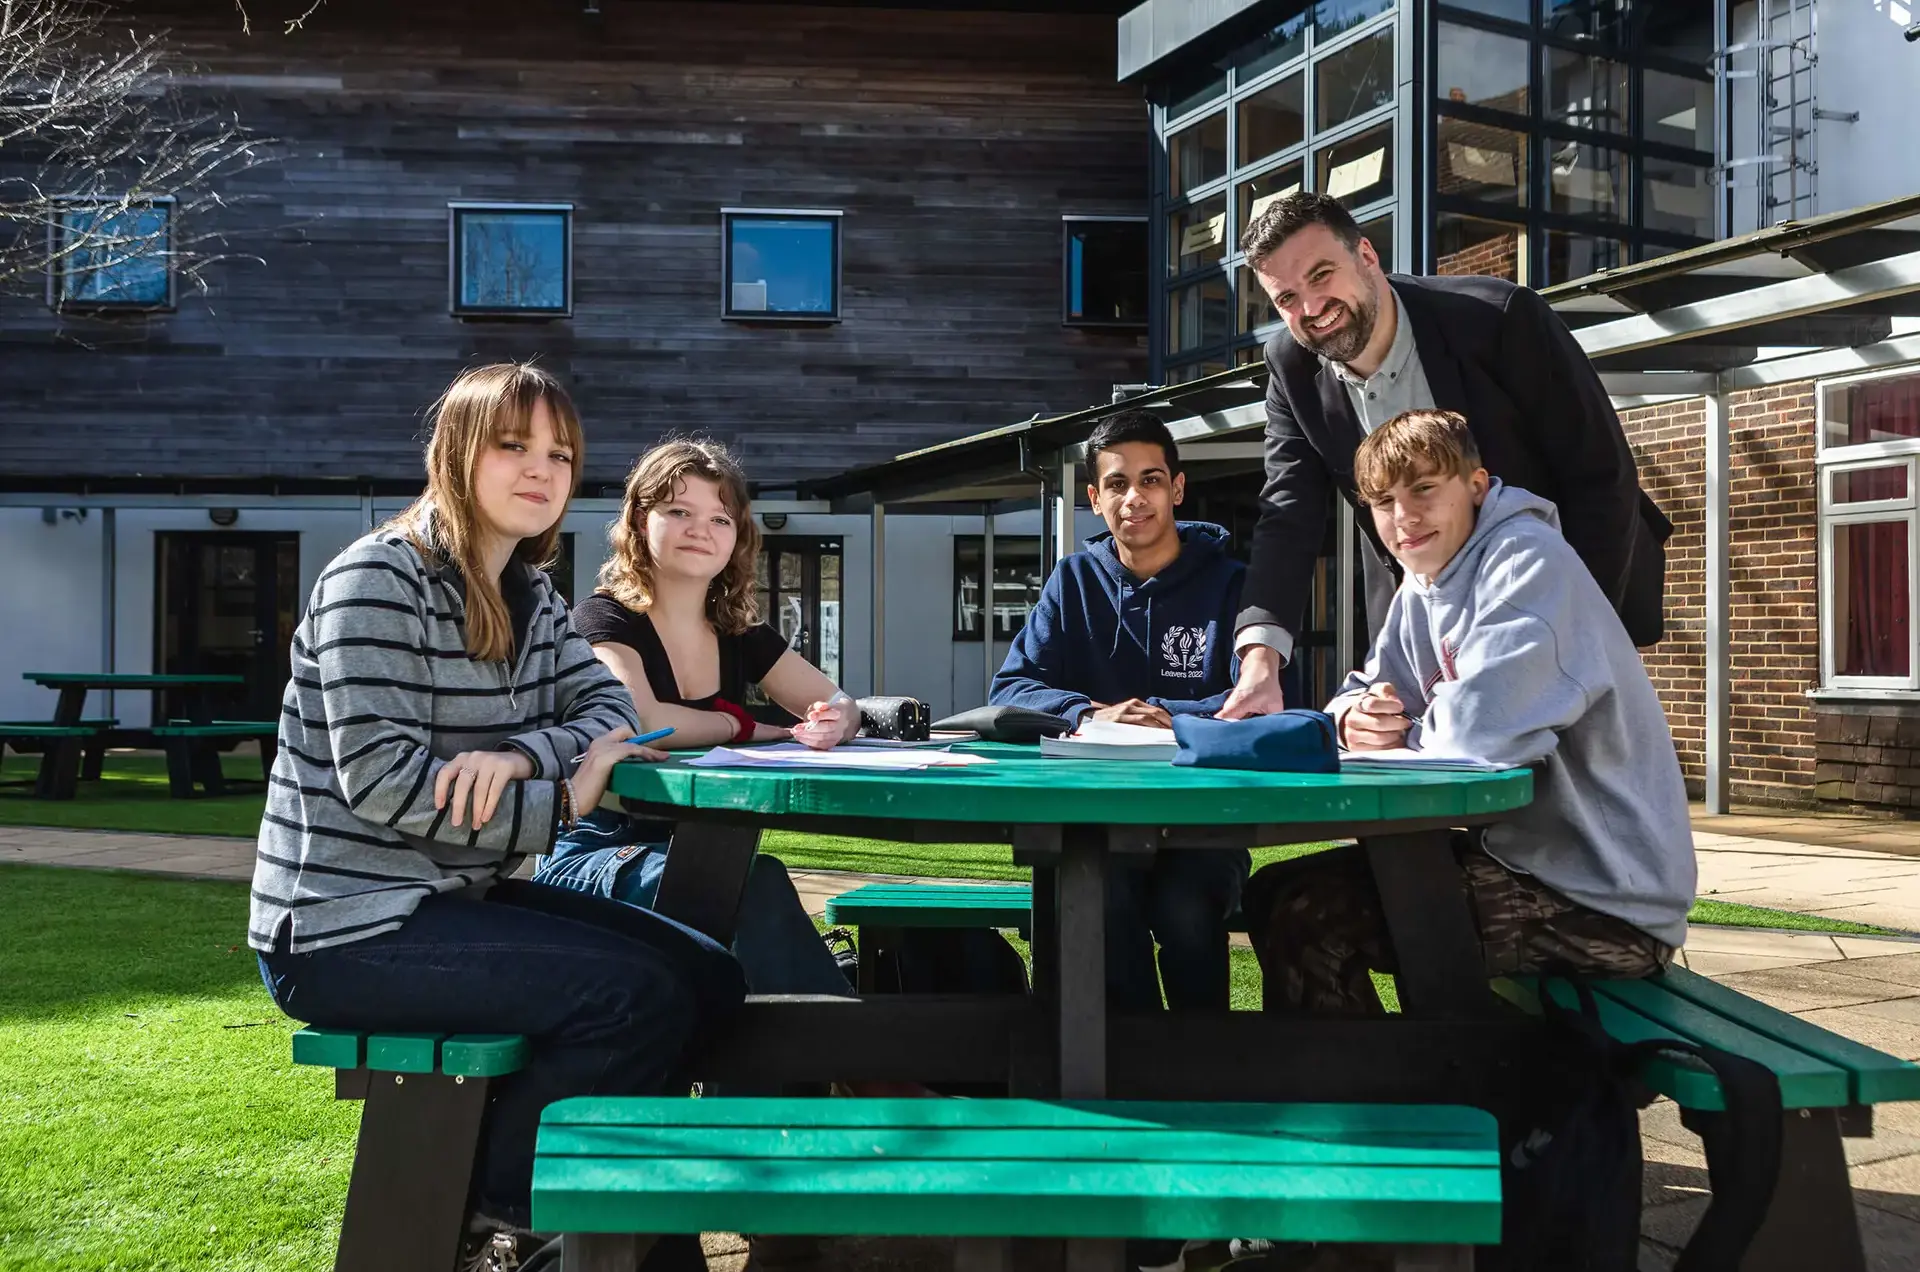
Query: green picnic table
17 671 248 797
584 744 1538 1270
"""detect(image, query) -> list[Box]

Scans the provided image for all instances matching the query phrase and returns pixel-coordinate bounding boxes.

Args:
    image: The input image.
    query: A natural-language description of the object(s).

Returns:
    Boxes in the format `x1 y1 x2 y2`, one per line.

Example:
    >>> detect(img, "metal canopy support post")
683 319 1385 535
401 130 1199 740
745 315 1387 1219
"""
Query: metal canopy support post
1336 505 1358 675
360 488 375 532
982 503 996 706
100 507 116 722
1055 455 1077 568
1704 384 1732 814
870 501 886 696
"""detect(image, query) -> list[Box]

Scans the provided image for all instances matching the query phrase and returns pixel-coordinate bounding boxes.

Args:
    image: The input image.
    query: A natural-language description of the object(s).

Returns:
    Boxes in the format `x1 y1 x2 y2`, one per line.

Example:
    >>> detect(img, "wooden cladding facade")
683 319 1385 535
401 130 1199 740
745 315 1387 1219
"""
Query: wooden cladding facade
0 0 1149 490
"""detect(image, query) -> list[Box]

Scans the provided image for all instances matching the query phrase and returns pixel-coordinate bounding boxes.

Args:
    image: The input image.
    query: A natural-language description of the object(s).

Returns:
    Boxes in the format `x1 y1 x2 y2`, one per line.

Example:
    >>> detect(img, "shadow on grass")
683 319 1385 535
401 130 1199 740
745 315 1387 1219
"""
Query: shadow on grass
0 863 265 1022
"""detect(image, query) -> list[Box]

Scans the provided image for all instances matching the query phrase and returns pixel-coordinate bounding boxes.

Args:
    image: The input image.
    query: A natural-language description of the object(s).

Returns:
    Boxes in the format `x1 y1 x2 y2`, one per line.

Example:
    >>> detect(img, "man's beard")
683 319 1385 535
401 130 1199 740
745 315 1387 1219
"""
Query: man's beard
1296 283 1379 364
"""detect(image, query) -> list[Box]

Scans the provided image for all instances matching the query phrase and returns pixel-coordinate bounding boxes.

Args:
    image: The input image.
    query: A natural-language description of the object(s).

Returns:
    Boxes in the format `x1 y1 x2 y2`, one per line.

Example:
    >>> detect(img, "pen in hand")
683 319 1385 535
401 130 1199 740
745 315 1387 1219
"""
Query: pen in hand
570 725 676 763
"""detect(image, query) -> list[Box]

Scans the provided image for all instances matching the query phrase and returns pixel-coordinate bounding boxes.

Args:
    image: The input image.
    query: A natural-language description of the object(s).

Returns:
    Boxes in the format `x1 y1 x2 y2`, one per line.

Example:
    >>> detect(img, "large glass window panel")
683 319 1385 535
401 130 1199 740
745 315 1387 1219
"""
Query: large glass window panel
1238 264 1278 334
1169 113 1228 198
1238 74 1306 166
1167 68 1229 122
1063 219 1148 326
1543 0 1629 47
1545 47 1629 135
953 537 1045 642
1436 23 1529 115
1437 117 1527 205
1168 277 1230 355
1315 26 1394 133
1824 371 1920 450
724 213 837 317
1316 124 1392 208
1643 4 1717 69
1238 162 1305 231
1166 359 1232 385
1168 195 1229 276
1357 211 1394 271
1833 519 1913 679
1547 139 1625 218
1435 214 1524 282
1544 229 1626 284
1645 69 1715 152
53 202 171 307
1441 0 1529 21
1644 157 1714 238
454 206 570 315
1233 11 1310 81
1314 0 1395 40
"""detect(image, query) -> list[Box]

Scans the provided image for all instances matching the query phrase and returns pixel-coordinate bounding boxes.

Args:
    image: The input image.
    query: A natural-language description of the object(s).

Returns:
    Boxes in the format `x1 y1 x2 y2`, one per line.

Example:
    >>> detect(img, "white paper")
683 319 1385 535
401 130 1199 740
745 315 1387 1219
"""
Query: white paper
1039 719 1178 762
843 731 979 749
685 743 995 771
1339 748 1514 773
1071 720 1177 746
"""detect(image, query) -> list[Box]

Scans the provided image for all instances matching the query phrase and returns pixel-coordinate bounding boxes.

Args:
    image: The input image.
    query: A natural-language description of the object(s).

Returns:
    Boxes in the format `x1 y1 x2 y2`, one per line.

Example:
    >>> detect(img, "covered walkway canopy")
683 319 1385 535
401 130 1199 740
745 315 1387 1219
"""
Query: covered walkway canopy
810 192 1920 806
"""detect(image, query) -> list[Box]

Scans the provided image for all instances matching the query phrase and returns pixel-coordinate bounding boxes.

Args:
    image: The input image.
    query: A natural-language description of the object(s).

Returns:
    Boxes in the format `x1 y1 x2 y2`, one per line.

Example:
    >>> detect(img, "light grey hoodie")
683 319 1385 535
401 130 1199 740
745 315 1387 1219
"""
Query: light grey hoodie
1329 479 1696 947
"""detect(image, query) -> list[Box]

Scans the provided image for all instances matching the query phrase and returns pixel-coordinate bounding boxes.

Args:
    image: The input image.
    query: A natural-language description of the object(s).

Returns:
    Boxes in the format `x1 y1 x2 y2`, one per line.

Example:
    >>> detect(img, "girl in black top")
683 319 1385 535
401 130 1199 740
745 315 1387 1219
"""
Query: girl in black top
532 439 858 998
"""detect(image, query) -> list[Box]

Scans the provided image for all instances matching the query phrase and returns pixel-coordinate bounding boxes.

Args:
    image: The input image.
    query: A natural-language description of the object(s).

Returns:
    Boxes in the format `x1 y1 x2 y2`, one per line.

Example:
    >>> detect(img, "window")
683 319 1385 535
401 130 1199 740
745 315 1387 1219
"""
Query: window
953 537 1044 641
1645 69 1715 152
1643 157 1714 239
1817 369 1920 691
1317 124 1392 208
1438 118 1528 205
1063 218 1148 327
1168 277 1230 355
1315 25 1394 132
1547 139 1625 218
1436 24 1530 116
449 203 571 317
1168 196 1228 276
1443 0 1528 20
1544 48 1630 135
1436 214 1525 283
1237 73 1305 166
1542 229 1626 284
1238 162 1304 229
722 209 841 320
1357 212 1394 271
1169 113 1229 198
50 199 173 310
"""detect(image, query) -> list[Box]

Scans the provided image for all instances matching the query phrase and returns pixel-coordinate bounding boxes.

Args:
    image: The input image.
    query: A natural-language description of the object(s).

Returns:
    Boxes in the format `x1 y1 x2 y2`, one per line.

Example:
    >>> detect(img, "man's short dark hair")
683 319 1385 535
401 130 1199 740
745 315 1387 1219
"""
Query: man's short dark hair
1085 409 1180 486
1238 191 1363 266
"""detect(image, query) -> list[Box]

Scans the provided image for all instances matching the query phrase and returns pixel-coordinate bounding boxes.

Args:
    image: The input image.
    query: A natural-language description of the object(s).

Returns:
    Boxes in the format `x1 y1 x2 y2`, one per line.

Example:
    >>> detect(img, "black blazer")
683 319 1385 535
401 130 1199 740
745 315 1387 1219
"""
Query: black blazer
1237 272 1674 648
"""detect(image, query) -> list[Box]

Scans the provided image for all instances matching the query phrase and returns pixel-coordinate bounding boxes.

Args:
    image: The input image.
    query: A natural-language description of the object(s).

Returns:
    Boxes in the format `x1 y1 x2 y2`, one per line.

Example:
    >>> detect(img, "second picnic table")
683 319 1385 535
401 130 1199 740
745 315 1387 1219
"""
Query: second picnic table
14 671 251 798
609 742 1551 1105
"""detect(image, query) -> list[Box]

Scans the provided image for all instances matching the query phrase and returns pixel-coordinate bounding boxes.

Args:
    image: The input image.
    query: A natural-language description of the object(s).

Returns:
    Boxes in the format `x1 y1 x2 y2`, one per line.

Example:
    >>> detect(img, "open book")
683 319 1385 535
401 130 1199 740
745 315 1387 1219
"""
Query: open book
1039 719 1179 763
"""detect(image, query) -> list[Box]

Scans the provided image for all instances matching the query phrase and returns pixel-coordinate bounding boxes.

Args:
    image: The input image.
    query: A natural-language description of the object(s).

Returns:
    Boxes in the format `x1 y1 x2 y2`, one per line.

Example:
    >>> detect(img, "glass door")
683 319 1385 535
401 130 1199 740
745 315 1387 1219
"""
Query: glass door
155 532 299 722
747 537 844 720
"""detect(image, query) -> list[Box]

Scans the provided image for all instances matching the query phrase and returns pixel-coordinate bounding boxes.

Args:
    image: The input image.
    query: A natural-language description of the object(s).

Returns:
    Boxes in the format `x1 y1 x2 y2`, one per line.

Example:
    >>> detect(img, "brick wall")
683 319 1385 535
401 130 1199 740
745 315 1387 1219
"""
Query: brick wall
1619 385 1823 807
1816 703 1920 808
1436 230 1519 281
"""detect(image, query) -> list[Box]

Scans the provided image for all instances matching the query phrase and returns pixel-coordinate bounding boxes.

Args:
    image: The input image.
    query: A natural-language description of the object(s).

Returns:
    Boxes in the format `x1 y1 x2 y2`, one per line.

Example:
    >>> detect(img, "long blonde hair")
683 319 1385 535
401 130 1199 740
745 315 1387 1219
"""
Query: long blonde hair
598 439 761 636
391 362 585 662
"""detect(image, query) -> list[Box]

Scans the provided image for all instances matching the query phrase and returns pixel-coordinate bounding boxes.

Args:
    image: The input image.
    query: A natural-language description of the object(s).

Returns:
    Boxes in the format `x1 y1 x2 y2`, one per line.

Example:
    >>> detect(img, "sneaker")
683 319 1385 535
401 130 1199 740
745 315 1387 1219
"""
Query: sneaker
459 1230 526 1272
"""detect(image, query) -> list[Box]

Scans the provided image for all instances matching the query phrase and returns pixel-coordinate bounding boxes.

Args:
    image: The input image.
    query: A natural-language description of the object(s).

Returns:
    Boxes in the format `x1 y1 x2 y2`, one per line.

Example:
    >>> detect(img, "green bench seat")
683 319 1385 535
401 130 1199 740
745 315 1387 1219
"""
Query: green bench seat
152 720 278 798
0 721 117 798
291 1027 532 1272
825 881 1248 939
533 1097 1499 1268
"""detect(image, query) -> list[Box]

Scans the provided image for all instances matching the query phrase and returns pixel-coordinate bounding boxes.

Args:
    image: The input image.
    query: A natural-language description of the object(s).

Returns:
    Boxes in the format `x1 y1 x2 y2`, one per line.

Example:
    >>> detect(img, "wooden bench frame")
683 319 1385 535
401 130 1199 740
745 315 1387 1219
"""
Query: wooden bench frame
294 1028 527 1272
0 723 114 799
151 721 277 798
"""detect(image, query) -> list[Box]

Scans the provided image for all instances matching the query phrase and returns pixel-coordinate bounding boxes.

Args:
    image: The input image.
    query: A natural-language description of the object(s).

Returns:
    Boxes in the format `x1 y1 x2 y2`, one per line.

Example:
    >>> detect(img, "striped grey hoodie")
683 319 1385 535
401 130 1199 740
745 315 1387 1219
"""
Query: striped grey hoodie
248 525 640 954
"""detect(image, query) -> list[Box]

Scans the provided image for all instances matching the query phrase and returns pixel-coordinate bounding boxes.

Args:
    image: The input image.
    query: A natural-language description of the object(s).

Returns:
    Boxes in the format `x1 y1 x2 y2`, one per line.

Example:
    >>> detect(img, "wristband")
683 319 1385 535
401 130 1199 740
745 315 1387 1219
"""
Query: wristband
711 697 757 744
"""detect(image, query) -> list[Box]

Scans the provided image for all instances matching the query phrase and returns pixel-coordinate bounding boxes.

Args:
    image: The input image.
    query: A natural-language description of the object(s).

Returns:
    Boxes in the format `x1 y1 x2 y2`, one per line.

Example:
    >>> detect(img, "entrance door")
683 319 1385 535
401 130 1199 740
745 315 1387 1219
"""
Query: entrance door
747 537 843 720
155 533 300 722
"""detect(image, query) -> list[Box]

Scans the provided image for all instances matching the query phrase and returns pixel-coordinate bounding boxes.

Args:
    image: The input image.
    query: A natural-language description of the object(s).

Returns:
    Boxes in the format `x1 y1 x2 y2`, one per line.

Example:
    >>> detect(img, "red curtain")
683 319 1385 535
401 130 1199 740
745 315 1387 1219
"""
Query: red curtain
1843 521 1911 678
1846 377 1920 445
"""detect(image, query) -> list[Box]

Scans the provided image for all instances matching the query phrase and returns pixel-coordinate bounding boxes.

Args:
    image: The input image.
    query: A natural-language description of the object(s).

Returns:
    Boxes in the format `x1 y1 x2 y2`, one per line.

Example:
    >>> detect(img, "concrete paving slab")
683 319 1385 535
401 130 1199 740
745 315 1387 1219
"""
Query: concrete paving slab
1684 926 1845 959
1837 938 1920 961
1712 964 1917 1013
1797 1006 1920 1062
1685 950 1847 977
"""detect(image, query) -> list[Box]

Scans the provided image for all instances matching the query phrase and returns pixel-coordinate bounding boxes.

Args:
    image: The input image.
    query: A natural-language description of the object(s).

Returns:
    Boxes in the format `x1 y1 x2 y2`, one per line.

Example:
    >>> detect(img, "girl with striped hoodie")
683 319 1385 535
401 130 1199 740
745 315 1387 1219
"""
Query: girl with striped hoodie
250 363 741 1270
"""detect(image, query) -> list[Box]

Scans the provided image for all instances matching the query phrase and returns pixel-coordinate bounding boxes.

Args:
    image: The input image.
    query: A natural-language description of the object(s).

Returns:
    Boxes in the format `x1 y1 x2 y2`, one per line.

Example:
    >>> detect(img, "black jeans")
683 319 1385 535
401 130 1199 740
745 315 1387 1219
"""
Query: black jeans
257 879 746 1225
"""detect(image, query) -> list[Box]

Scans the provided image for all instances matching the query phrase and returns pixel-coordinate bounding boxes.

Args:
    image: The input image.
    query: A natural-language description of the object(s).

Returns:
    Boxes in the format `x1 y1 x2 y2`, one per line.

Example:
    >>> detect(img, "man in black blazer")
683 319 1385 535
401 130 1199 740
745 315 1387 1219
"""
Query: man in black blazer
1218 193 1672 719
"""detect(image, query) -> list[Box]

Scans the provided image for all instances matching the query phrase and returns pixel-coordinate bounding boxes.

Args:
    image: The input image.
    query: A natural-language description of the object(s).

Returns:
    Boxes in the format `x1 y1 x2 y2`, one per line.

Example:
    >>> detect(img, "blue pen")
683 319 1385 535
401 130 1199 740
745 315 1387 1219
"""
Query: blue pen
573 725 674 762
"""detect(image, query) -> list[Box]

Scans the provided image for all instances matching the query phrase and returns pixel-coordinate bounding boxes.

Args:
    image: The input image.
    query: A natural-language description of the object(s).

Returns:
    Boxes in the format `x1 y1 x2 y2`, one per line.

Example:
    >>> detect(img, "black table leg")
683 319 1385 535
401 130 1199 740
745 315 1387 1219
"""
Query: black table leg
1364 831 1495 1017
34 686 87 801
1055 824 1109 1101
332 1069 491 1272
648 820 762 947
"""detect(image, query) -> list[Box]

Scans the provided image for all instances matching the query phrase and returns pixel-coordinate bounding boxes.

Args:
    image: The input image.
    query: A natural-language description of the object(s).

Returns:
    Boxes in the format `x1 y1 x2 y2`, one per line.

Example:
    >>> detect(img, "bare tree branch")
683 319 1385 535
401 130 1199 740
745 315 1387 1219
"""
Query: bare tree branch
0 0 275 303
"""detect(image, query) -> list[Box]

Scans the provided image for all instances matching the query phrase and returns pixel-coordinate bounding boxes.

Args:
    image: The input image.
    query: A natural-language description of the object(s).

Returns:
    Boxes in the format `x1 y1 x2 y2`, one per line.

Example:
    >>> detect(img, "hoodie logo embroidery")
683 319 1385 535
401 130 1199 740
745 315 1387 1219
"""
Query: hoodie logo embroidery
1161 626 1208 679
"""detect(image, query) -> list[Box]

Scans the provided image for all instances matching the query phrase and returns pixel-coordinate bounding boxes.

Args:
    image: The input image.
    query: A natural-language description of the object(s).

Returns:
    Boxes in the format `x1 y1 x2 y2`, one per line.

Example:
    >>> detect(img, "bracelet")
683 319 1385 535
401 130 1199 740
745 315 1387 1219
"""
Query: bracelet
555 777 576 831
711 697 757 744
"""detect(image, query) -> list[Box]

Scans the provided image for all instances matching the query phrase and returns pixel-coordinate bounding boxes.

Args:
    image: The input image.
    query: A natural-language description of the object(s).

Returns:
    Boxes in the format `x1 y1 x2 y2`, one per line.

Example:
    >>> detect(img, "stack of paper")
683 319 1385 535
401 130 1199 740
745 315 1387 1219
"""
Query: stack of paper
685 743 995 772
1339 749 1513 773
844 731 979 750
1039 719 1179 763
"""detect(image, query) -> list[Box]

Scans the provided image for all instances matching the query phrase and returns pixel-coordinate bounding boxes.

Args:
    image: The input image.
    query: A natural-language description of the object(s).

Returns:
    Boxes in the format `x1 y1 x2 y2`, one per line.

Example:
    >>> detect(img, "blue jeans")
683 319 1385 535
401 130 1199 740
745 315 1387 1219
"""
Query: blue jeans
532 809 854 1000
256 879 743 1227
1106 848 1250 1012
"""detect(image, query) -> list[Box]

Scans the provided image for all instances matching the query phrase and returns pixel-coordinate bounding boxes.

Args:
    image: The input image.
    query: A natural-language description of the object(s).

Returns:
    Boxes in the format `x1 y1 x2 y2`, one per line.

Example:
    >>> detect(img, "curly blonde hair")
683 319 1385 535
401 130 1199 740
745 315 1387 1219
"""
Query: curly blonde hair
598 439 762 635
391 362 583 662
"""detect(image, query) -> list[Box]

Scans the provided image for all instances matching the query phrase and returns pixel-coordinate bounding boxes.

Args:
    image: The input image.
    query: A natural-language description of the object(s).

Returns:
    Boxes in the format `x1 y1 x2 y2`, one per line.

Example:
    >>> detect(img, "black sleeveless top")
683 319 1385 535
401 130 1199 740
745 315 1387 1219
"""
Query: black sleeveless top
569 594 788 709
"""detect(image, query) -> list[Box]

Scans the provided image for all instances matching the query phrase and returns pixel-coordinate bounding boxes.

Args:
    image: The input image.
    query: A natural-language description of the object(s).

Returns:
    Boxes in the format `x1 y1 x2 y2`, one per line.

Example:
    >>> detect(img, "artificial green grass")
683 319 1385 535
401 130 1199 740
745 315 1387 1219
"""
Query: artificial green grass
1688 898 1898 937
0 752 265 838
0 863 355 1272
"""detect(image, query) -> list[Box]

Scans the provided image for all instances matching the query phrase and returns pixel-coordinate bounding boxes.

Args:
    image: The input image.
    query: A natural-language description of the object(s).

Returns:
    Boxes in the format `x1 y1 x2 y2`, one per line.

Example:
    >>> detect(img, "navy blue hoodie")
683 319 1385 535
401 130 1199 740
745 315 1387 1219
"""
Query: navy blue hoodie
991 522 1245 725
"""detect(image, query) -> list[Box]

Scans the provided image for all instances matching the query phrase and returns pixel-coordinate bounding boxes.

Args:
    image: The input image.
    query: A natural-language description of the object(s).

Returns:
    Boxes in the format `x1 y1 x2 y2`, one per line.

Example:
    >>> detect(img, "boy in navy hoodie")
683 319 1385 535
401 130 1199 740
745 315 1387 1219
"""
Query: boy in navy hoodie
991 410 1249 1012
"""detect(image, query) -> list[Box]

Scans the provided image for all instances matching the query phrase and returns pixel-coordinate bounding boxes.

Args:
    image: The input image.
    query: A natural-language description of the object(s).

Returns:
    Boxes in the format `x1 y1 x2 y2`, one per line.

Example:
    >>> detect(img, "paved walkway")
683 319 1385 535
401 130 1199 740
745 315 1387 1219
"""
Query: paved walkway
6 814 1920 1269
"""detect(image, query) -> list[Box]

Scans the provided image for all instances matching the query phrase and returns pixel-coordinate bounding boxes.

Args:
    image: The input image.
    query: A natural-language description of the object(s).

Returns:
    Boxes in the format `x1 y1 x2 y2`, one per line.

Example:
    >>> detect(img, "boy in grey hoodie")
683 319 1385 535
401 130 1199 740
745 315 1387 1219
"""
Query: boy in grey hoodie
1245 408 1695 1013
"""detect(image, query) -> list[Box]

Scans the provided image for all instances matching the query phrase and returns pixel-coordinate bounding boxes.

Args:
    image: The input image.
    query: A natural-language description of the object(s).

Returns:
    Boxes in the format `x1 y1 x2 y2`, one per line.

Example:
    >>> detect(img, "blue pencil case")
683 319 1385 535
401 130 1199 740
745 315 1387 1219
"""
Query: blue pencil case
1170 710 1341 773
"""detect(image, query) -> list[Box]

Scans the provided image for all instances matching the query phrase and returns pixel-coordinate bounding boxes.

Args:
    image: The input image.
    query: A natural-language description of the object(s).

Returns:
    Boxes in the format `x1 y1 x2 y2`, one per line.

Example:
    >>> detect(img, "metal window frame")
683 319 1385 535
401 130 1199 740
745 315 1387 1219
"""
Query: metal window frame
446 201 574 320
46 194 178 313
720 207 844 324
1061 215 1151 329
1814 368 1920 694
951 533 1043 643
